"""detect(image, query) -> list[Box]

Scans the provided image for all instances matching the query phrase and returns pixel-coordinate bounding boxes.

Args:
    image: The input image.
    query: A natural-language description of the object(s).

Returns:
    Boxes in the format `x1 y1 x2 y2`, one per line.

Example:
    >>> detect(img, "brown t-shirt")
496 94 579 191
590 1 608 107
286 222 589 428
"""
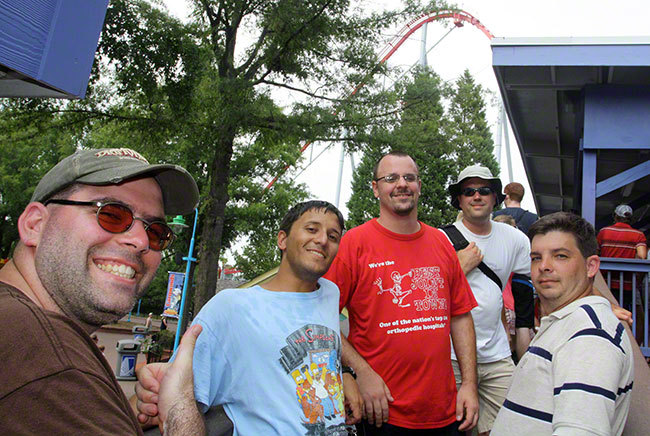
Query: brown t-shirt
0 282 144 435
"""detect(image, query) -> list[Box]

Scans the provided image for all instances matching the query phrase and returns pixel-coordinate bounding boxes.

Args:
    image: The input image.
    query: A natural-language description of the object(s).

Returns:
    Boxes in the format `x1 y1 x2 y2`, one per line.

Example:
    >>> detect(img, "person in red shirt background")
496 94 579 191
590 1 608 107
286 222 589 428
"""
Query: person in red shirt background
598 205 647 260
597 204 648 342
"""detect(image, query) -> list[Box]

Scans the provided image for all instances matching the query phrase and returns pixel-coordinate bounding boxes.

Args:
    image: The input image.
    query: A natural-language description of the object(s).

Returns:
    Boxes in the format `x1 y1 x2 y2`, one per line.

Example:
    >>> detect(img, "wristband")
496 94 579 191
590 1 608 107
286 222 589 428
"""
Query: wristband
342 366 357 379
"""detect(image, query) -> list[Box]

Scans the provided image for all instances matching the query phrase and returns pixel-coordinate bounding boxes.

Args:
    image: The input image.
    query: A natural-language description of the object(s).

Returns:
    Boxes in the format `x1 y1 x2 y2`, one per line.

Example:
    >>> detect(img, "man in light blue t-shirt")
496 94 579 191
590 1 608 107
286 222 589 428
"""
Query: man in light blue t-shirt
135 201 362 436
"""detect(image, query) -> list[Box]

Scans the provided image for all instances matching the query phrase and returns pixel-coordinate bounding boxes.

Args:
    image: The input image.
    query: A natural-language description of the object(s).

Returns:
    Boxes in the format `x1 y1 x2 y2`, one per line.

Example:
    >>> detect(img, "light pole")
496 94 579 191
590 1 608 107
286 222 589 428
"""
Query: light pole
168 208 199 352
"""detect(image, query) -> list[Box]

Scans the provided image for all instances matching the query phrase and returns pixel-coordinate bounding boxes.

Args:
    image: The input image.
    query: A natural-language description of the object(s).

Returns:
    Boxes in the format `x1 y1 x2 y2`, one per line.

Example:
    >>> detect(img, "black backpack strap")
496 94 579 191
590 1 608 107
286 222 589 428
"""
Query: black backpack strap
440 225 469 251
477 261 503 290
440 225 503 290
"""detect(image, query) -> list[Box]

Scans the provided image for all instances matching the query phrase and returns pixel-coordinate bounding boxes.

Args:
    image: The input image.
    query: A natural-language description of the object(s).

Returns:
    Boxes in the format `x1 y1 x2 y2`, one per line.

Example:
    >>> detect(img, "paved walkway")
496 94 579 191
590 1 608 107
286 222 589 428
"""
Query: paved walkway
96 315 177 395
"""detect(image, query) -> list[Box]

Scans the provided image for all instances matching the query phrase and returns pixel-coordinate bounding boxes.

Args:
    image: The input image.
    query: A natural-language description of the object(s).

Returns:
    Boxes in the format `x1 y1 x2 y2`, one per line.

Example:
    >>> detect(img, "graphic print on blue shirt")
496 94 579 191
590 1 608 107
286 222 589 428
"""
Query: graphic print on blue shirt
279 324 348 435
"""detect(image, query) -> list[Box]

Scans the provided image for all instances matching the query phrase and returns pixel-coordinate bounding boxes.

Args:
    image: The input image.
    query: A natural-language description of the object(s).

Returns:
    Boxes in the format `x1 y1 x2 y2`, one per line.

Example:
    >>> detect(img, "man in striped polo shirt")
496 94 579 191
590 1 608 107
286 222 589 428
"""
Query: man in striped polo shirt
492 212 634 435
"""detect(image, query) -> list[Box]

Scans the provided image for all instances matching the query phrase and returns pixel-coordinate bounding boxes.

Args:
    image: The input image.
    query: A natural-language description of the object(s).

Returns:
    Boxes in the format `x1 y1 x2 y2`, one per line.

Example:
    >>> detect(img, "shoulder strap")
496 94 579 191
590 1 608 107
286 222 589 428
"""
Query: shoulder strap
440 224 503 290
479 262 503 290
440 224 469 251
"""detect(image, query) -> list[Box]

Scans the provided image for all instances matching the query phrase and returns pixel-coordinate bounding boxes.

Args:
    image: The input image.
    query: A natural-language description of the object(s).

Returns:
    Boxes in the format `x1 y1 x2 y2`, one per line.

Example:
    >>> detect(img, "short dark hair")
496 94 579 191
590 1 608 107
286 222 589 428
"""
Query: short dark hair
504 182 525 202
372 151 419 180
614 214 632 225
528 212 598 257
279 201 345 237
43 182 83 203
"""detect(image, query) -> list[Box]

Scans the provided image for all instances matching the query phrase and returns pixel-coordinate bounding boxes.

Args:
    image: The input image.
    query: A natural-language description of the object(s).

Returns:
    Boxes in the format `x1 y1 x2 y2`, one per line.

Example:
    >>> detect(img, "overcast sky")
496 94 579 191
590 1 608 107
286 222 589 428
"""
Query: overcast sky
165 0 650 216
292 0 650 216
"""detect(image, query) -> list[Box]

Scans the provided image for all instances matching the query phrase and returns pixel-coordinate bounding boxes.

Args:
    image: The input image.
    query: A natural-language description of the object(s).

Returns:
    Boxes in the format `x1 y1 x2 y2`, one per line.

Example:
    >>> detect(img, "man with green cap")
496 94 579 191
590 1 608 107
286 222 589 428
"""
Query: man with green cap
0 148 205 435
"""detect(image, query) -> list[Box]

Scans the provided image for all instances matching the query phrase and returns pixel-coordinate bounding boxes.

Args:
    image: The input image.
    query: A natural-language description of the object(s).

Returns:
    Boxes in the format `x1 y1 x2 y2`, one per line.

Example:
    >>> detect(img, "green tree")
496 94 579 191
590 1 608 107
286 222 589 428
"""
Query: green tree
177 0 450 311
0 100 80 257
1 0 452 315
347 68 499 229
347 69 458 228
446 69 499 177
0 1 308 309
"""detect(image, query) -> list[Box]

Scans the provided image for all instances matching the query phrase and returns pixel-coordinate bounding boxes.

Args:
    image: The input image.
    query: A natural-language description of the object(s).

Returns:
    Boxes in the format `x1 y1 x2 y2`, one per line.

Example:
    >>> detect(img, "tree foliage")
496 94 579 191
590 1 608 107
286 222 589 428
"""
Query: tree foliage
0 100 79 257
347 68 498 229
0 0 309 310
1 0 454 314
178 0 450 311
445 69 499 177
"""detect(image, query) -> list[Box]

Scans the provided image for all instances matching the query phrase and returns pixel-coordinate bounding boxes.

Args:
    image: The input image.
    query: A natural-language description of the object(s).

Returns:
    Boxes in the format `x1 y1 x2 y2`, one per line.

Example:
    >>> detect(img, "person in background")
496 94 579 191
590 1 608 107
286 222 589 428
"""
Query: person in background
492 214 519 358
597 205 647 261
597 204 648 342
145 312 153 330
492 182 538 235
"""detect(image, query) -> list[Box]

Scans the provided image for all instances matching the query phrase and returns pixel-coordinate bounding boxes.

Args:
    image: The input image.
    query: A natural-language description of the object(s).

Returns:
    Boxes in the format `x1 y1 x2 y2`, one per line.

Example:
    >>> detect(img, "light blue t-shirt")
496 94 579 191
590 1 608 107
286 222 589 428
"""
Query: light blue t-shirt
189 278 349 436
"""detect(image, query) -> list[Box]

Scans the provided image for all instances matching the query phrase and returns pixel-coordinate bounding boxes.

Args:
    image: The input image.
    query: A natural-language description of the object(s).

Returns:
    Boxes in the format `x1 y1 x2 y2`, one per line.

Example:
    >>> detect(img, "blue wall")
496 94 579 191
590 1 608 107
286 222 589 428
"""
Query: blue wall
584 85 650 150
0 0 109 98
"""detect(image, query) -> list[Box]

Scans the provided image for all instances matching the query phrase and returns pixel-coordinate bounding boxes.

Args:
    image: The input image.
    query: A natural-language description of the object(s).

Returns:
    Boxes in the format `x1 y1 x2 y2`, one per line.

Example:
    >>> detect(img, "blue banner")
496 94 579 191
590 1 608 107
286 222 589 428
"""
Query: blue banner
163 271 185 319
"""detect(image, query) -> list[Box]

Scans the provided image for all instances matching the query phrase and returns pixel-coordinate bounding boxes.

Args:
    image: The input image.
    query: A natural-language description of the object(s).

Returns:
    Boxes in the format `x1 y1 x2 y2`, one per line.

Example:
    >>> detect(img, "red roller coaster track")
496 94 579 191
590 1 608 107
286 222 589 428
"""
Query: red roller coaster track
264 9 494 191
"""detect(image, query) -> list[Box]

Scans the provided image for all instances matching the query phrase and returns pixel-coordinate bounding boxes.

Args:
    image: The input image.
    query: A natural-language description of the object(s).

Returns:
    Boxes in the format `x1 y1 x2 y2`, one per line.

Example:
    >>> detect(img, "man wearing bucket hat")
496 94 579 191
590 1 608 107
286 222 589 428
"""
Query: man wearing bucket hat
0 148 205 435
445 165 534 436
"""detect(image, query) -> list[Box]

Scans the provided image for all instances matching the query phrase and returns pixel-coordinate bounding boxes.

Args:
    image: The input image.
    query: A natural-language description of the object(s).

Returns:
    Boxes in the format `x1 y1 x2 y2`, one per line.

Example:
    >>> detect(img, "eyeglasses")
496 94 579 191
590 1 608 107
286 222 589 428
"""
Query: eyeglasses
374 173 419 183
43 199 175 251
461 187 494 197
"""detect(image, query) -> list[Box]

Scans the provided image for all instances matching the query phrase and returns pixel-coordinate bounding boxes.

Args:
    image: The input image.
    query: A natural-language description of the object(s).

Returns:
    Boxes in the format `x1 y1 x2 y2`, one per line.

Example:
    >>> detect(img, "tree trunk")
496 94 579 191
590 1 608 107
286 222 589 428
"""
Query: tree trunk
193 136 234 312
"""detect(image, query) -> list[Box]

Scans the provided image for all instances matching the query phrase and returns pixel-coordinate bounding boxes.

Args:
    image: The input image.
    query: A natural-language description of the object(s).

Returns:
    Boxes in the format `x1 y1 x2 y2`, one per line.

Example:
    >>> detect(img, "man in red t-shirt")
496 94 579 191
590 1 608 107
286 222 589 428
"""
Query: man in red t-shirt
325 151 479 435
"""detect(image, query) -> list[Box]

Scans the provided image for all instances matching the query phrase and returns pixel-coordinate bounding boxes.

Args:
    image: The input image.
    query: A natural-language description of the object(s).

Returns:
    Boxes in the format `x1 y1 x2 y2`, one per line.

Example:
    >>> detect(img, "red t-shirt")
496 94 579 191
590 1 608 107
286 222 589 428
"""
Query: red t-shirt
597 222 647 290
502 273 515 311
325 219 477 429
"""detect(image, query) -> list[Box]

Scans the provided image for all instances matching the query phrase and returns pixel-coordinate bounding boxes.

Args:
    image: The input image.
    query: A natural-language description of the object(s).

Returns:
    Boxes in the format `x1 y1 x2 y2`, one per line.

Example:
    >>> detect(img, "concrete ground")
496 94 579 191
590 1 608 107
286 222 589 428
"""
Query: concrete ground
95 315 177 395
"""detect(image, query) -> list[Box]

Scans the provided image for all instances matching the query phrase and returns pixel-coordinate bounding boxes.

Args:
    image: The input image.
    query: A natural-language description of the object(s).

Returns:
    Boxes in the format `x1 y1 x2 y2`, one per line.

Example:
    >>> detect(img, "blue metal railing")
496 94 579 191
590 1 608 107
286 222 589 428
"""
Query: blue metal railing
599 257 650 357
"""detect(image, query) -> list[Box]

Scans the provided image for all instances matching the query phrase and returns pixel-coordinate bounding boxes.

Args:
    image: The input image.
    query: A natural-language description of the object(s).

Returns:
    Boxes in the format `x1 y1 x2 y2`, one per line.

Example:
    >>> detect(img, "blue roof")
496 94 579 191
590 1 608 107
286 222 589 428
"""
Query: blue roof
492 37 650 230
0 0 109 98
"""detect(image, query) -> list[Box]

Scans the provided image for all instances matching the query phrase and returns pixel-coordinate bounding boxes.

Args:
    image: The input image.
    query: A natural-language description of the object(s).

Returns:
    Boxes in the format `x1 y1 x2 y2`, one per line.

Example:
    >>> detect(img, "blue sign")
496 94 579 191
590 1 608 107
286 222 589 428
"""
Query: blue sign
119 355 136 378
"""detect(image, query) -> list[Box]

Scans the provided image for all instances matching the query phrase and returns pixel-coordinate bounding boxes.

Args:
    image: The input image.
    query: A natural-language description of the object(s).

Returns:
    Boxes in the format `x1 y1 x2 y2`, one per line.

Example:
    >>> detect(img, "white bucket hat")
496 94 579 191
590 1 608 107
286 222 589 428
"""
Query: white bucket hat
448 165 505 210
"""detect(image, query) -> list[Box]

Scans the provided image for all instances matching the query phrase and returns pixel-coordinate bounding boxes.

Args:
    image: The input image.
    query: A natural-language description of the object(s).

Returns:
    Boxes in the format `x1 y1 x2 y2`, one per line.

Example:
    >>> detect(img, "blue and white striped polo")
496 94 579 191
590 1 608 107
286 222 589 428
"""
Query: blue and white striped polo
492 296 634 436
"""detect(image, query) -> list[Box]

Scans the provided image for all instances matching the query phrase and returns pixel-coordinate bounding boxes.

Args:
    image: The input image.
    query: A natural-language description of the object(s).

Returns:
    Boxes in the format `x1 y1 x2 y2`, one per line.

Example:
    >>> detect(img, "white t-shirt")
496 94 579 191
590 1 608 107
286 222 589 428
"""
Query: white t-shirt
447 220 531 363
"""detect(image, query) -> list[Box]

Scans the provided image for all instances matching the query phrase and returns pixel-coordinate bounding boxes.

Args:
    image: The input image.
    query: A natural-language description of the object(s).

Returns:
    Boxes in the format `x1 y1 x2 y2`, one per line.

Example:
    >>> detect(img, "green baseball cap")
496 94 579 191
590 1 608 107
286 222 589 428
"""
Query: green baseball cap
31 148 199 215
